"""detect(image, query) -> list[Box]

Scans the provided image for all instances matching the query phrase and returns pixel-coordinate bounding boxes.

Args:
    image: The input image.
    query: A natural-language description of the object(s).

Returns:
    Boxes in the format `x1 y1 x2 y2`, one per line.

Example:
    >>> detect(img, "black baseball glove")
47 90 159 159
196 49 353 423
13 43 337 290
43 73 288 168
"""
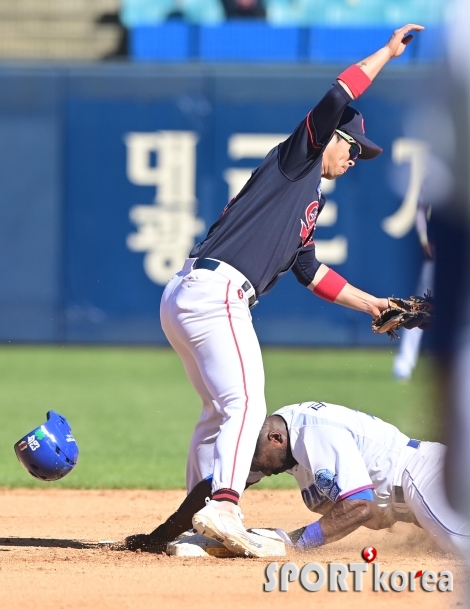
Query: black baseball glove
372 291 434 340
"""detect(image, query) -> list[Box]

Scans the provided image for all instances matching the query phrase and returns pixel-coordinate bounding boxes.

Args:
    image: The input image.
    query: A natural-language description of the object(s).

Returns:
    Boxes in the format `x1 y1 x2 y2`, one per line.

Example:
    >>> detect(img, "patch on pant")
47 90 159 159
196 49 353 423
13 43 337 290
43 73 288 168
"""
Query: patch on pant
238 289 244 300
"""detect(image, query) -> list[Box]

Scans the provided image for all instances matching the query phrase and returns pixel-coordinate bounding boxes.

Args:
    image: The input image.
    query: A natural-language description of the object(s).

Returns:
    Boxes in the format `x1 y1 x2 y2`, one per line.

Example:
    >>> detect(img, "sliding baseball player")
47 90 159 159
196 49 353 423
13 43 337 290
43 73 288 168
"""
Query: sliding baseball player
125 400 470 558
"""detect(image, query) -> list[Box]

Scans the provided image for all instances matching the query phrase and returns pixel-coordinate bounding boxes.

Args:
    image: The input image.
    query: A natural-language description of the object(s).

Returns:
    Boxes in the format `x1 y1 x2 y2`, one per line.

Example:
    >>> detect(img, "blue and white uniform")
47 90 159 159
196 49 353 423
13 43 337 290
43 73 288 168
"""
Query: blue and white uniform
262 402 470 555
275 401 410 507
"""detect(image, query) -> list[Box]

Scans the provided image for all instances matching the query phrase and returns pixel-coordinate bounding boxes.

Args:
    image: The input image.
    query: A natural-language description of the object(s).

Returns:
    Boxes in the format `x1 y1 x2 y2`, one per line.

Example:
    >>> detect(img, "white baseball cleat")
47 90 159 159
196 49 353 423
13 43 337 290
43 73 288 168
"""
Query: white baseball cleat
192 499 267 558
167 529 286 558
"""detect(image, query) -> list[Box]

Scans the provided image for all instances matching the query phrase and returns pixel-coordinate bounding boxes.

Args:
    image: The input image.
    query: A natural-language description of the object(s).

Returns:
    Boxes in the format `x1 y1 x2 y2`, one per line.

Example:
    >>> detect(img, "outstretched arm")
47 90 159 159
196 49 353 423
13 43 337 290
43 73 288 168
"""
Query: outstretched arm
308 263 388 318
317 499 377 542
281 500 395 551
293 249 388 318
124 476 262 552
338 24 425 97
280 24 424 179
124 478 211 552
151 479 211 540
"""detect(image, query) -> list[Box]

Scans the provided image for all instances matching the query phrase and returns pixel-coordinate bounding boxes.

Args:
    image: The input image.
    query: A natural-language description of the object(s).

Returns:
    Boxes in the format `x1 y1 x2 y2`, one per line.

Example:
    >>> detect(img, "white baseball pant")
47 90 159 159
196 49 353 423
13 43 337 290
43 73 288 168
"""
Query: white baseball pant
402 441 470 557
160 258 267 498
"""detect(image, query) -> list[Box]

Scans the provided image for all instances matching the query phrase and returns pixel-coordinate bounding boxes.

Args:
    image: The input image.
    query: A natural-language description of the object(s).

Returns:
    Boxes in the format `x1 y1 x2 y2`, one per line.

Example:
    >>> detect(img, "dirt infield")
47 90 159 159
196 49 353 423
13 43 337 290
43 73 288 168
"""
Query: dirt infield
0 488 465 609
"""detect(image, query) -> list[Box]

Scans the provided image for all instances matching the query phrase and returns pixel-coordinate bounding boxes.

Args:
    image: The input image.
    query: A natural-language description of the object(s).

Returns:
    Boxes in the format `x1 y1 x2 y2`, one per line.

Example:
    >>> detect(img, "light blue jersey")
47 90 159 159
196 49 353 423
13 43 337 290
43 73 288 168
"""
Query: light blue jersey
274 401 410 510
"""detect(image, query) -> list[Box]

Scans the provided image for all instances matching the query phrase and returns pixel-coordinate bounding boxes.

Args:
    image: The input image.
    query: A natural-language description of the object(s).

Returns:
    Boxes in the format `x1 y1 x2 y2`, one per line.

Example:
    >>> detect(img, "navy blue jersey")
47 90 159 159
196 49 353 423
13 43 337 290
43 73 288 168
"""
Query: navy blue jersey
190 80 354 297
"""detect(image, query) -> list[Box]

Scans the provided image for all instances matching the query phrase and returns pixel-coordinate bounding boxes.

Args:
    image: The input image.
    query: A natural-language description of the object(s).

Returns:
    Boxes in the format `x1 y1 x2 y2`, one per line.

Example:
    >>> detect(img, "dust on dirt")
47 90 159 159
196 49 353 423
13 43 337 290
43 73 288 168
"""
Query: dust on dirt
0 488 465 609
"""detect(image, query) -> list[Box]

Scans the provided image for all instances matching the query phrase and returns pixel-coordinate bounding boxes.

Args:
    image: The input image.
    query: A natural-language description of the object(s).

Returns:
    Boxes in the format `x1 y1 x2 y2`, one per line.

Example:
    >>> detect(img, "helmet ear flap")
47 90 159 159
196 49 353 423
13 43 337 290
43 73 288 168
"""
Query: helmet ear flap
14 412 79 482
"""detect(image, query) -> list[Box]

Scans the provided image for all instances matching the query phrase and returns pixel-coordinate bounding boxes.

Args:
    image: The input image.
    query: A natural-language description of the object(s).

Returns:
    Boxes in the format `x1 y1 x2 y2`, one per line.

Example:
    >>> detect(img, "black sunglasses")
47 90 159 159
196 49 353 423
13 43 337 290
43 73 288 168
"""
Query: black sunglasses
335 129 362 161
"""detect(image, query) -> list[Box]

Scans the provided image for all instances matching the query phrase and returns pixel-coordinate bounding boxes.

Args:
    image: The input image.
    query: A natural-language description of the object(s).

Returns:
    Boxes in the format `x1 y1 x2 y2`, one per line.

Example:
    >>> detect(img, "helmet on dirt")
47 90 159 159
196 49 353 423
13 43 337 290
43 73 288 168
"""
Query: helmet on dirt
14 411 79 481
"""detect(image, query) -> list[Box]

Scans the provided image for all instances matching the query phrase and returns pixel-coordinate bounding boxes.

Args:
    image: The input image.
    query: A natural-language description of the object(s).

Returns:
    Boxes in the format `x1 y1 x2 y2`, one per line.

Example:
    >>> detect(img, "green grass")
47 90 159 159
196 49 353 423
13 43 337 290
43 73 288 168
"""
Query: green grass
0 346 439 490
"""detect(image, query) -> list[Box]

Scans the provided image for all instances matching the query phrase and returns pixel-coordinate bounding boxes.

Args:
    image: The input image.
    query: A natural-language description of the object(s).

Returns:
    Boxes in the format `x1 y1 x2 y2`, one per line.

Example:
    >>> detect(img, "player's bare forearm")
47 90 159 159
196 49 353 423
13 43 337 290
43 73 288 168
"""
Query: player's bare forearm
309 267 388 317
338 24 424 96
318 499 374 542
356 25 424 79
288 500 374 547
312 499 334 516
333 283 389 318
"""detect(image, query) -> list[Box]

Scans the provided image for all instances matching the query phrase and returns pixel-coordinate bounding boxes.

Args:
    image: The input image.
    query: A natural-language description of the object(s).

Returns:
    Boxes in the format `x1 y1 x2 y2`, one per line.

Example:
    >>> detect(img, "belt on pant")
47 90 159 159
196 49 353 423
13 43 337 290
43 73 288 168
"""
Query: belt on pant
192 258 259 310
393 439 421 504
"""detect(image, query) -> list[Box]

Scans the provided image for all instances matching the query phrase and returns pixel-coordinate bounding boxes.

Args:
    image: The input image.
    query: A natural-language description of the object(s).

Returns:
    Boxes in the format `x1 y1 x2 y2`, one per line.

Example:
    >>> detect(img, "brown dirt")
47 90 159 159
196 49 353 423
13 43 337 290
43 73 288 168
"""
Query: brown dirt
0 488 465 609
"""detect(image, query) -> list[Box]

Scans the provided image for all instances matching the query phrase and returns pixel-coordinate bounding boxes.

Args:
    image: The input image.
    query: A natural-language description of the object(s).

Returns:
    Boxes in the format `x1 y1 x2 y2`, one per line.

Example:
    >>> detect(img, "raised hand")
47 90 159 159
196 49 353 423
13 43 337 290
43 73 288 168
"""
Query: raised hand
386 24 425 58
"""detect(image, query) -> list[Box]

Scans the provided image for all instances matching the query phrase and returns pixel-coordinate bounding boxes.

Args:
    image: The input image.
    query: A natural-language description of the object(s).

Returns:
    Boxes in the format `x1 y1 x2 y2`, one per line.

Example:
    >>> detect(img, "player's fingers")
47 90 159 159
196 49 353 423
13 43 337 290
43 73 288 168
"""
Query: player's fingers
397 23 425 34
390 24 424 45
370 305 381 319
402 34 414 46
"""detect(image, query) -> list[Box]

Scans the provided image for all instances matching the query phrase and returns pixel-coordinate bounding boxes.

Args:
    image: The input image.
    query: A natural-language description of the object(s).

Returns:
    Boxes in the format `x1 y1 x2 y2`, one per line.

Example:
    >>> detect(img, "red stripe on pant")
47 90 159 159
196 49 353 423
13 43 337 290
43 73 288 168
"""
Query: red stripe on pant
225 280 249 491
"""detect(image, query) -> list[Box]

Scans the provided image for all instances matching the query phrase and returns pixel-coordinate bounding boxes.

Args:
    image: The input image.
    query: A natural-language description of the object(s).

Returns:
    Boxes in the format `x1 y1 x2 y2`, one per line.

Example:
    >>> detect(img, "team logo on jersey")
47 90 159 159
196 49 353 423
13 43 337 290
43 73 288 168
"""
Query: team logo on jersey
300 201 319 245
315 469 342 501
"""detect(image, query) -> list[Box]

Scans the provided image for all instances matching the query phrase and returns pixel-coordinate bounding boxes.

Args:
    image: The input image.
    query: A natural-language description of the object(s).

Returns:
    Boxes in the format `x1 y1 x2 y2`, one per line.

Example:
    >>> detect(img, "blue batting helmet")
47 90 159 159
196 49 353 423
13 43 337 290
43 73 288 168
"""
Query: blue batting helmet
14 411 79 481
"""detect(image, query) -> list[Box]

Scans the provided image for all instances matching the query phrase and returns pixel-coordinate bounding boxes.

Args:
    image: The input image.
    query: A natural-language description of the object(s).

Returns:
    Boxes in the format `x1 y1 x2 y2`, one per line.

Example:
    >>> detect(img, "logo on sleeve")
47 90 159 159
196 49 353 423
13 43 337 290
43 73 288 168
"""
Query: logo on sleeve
300 201 319 245
315 469 342 501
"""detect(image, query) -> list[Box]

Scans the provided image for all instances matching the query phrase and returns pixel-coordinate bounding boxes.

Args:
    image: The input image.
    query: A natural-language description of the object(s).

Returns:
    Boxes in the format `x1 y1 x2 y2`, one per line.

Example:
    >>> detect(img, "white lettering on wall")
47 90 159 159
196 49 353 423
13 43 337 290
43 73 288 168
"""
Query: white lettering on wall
125 131 204 284
382 138 429 238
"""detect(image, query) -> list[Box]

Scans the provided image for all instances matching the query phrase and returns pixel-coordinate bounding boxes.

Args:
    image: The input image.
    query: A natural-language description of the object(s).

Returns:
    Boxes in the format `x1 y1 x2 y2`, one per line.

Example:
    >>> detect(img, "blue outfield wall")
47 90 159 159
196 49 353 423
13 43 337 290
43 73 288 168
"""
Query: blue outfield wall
130 24 444 64
0 62 433 346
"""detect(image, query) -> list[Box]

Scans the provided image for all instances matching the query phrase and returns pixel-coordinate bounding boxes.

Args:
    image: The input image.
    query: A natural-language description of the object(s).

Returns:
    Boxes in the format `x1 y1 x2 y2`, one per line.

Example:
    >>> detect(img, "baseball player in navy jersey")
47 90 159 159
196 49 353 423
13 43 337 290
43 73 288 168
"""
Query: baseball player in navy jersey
160 24 425 558
125 400 470 557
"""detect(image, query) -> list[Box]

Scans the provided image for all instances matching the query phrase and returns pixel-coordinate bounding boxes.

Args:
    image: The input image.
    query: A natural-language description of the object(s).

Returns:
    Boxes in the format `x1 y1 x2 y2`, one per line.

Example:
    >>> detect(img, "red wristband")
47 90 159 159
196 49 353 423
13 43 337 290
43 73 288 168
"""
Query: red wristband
313 269 347 302
337 65 372 98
